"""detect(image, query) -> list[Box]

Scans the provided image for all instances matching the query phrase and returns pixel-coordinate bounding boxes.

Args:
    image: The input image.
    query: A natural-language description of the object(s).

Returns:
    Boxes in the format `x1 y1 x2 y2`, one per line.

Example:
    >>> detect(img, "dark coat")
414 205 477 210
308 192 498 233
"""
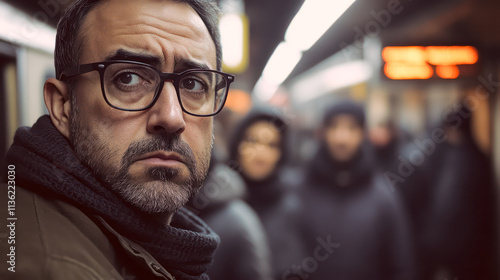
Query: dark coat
298 143 416 280
188 163 273 280
243 168 308 279
399 137 497 279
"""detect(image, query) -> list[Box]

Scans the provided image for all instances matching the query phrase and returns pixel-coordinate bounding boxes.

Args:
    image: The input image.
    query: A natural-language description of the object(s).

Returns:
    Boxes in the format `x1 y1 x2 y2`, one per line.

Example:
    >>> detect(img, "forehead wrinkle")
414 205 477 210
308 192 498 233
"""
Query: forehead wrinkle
114 22 214 66
145 13 206 40
81 0 215 68
98 0 209 45
113 19 200 42
110 31 214 70
113 14 213 57
114 22 209 52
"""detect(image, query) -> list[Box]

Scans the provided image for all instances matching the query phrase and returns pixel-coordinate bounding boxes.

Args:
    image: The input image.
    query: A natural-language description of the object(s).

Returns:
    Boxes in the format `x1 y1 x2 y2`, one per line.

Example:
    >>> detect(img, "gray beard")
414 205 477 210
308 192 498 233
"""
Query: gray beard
68 102 210 214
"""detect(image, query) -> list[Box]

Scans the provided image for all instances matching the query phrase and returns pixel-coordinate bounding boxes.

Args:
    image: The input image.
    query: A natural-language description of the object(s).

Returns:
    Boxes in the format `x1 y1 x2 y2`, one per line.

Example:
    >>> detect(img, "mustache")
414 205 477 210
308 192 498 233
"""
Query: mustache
121 134 196 170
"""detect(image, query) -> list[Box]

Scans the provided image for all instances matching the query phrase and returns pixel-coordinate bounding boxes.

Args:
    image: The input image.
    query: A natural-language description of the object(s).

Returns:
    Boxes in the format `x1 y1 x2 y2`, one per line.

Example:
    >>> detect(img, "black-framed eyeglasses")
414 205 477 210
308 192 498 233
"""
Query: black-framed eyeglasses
59 60 235 117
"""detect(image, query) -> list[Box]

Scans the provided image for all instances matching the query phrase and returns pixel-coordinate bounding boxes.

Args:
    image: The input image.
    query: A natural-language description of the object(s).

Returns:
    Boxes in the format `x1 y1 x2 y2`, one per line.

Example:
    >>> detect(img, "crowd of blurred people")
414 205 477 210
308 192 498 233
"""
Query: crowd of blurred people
188 98 497 280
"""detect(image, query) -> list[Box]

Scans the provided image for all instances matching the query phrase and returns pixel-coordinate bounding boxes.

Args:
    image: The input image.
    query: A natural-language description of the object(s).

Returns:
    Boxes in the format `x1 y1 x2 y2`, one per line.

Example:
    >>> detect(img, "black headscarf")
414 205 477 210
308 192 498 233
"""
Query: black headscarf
227 106 289 202
228 106 288 180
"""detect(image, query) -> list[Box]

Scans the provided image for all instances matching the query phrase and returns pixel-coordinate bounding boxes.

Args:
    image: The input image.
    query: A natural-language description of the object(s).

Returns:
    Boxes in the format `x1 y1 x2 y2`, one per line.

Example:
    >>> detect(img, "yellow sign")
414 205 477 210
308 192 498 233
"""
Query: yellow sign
220 13 249 73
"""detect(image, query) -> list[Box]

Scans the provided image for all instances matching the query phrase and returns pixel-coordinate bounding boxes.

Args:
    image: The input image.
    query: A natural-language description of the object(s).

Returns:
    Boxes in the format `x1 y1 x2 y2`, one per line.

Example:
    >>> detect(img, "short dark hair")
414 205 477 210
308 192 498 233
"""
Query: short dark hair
54 0 222 80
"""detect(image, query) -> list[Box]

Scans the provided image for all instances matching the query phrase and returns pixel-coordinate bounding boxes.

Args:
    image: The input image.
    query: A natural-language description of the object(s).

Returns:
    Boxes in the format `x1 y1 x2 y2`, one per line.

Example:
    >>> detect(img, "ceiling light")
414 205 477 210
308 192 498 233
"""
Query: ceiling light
262 42 303 85
285 0 356 51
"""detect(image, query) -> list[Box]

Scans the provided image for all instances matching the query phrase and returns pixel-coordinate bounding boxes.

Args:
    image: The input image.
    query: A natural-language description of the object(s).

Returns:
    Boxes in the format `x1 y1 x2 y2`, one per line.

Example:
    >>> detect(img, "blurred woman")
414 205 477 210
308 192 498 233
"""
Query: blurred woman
228 107 306 279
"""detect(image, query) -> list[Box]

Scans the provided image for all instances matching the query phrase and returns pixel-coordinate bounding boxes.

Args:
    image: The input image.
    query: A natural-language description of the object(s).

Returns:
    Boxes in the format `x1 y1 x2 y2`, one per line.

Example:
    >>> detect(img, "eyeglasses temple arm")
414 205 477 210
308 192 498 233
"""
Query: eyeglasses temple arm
59 63 103 80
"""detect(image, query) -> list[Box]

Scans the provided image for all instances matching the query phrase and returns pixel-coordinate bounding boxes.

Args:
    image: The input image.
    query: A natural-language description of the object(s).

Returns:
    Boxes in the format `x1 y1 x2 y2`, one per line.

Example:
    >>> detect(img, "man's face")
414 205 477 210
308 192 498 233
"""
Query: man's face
69 0 216 214
324 115 364 162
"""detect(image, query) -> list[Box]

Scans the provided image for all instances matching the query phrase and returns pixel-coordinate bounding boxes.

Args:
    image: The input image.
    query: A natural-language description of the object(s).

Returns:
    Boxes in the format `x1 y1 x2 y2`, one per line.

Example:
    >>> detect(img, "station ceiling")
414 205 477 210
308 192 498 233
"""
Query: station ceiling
4 0 500 92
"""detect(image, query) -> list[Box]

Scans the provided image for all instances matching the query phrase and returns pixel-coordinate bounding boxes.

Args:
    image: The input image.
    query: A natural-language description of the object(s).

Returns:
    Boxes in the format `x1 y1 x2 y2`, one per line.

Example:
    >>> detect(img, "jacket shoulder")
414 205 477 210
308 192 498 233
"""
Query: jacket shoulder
0 185 121 279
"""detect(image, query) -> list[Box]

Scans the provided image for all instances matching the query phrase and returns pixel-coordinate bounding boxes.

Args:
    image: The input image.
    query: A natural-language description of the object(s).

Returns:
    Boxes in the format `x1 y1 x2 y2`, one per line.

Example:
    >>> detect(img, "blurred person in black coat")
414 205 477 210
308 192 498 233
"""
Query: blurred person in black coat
370 120 411 175
299 100 416 280
398 104 497 280
188 151 272 280
228 107 307 279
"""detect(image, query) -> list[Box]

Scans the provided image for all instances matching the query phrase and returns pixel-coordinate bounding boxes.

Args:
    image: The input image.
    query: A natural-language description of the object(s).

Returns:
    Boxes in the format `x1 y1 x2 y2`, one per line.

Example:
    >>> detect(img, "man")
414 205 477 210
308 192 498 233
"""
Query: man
1 0 234 279
298 100 415 280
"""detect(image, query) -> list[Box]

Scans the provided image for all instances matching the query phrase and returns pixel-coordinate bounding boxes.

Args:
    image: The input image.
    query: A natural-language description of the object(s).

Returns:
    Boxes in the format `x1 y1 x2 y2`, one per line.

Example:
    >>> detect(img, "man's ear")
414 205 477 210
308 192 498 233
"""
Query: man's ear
44 78 72 139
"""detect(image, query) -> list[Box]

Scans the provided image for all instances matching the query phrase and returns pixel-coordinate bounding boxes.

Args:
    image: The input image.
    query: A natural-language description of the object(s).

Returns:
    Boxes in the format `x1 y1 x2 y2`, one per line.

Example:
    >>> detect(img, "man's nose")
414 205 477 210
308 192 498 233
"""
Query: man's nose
146 82 186 135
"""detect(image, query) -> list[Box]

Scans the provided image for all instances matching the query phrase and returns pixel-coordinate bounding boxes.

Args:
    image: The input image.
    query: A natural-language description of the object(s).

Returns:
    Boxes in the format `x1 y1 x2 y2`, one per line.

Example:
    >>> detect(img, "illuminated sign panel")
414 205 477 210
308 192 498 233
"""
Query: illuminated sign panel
221 13 249 73
382 46 478 80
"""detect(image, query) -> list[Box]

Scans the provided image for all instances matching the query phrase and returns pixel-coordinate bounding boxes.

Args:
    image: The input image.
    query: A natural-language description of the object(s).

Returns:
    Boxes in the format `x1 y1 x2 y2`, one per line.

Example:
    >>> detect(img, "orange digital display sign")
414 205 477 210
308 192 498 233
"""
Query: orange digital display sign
382 46 478 80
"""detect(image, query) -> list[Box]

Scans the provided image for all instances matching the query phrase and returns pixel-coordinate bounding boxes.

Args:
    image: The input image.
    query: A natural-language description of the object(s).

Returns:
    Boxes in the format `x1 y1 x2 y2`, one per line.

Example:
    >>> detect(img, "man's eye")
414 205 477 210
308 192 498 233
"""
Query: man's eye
181 78 206 91
117 73 141 86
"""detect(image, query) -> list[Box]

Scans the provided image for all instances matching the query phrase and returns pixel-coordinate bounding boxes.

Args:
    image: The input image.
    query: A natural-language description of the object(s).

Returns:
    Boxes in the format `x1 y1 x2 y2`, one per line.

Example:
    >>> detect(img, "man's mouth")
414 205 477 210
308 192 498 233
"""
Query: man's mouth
135 151 186 167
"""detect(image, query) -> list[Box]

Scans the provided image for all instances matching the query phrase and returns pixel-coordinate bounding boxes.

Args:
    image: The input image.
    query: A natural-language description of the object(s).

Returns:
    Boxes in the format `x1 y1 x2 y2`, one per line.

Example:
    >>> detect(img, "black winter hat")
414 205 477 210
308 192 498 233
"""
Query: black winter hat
323 100 366 128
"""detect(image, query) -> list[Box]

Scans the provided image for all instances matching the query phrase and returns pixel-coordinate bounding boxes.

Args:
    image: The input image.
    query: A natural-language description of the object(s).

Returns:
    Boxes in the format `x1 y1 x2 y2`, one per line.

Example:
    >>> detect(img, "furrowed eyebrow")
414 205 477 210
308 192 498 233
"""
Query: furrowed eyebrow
103 50 212 73
174 58 212 73
104 49 163 67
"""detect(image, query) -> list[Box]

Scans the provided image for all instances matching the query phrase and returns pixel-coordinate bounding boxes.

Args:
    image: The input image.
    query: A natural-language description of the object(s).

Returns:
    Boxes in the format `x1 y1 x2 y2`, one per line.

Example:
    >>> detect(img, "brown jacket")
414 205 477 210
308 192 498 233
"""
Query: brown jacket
1 185 174 280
